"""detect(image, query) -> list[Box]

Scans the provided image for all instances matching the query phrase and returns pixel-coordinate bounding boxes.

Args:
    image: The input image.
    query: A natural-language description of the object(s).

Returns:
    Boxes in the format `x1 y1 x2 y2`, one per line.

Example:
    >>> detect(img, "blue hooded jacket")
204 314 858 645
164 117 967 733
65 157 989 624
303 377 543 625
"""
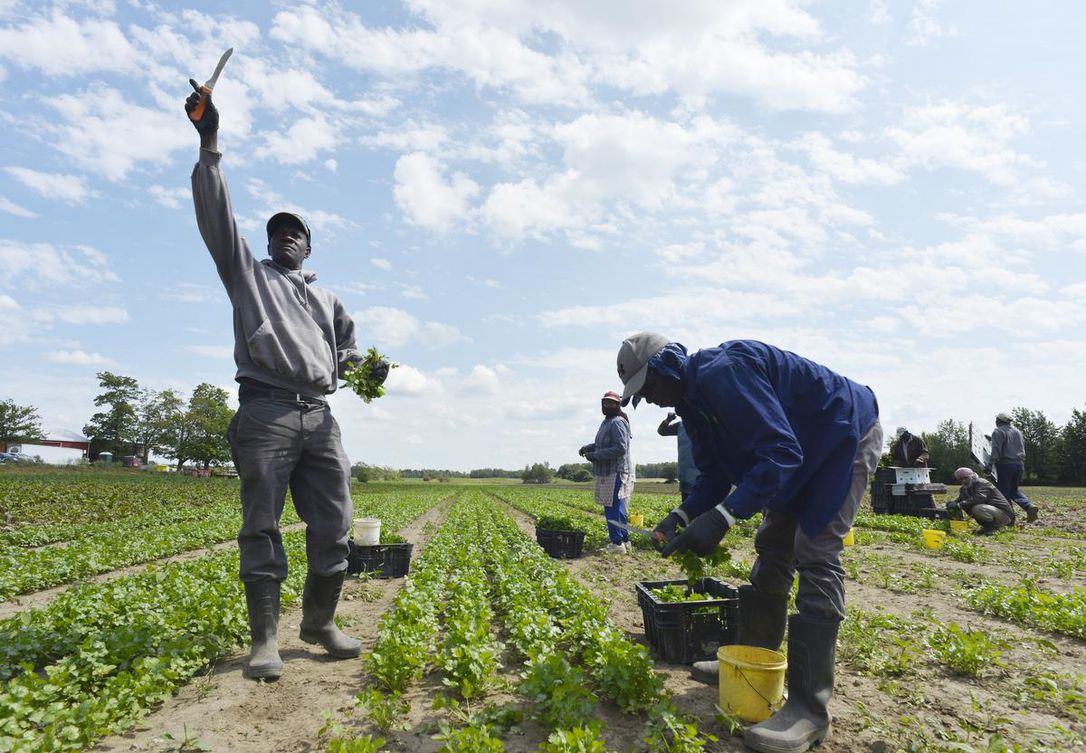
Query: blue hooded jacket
675 340 879 535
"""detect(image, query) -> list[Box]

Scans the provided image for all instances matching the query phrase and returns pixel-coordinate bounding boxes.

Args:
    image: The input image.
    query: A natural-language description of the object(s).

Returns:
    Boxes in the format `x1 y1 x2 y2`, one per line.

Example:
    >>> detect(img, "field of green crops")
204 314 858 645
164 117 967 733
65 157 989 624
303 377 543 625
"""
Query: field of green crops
0 468 1083 753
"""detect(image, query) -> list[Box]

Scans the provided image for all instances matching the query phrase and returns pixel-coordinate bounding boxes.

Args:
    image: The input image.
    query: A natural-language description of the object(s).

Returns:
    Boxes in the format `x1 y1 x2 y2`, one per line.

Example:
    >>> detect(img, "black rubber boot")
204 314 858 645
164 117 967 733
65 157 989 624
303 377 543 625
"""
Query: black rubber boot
692 585 788 684
299 571 362 659
244 580 283 680
744 615 838 753
1026 506 1039 523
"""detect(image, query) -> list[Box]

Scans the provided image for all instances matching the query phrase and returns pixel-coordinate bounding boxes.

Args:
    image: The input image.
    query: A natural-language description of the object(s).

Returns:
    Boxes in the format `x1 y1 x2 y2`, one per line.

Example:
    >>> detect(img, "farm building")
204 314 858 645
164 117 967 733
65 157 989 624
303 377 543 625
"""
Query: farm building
11 428 91 464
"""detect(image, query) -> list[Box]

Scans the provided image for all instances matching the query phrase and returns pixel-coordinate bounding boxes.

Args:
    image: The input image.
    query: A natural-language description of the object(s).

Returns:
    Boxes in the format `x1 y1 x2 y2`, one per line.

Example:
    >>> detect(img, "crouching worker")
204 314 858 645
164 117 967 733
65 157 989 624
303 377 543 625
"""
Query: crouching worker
948 467 1015 536
615 334 881 753
186 81 387 680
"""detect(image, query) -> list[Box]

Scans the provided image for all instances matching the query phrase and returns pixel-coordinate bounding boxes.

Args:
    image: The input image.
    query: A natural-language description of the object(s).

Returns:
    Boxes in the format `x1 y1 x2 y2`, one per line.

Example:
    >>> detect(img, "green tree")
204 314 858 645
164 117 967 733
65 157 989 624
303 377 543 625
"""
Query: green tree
0 399 45 452
1057 407 1086 485
521 462 554 484
184 384 234 470
922 419 972 484
83 372 141 458
1010 407 1060 484
134 389 184 463
556 462 592 481
159 383 233 472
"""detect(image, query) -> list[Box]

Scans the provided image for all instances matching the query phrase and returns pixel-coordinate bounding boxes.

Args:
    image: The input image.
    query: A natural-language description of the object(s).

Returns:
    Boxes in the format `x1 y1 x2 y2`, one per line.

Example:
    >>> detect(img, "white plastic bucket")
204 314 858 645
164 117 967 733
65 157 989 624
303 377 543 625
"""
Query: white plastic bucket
356 518 381 546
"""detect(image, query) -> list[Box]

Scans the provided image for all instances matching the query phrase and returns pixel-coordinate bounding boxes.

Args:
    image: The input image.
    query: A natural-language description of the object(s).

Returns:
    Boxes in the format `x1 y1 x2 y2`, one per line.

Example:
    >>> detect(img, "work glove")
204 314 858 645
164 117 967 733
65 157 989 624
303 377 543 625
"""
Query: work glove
661 508 731 557
945 501 960 512
583 452 597 462
370 359 390 386
185 78 219 134
652 509 687 546
578 444 594 457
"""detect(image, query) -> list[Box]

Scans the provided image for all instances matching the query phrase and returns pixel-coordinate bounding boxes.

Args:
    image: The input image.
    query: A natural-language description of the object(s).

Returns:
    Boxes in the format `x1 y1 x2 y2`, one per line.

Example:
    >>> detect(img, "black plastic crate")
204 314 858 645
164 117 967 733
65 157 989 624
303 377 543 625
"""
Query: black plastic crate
535 527 585 559
635 577 739 664
347 541 414 578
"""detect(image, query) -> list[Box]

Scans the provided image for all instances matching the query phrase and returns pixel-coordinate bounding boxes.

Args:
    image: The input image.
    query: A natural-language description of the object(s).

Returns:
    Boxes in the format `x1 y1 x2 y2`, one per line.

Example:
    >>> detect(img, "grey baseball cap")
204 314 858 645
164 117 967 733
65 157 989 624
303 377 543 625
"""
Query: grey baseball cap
617 332 669 404
996 412 1012 423
267 212 311 244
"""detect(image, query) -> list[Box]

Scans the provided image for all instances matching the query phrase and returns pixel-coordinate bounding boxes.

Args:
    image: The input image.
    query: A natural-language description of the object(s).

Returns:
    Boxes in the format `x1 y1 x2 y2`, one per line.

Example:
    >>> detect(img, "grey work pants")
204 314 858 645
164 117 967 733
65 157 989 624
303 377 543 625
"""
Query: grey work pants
228 397 353 583
971 504 1011 528
748 419 883 622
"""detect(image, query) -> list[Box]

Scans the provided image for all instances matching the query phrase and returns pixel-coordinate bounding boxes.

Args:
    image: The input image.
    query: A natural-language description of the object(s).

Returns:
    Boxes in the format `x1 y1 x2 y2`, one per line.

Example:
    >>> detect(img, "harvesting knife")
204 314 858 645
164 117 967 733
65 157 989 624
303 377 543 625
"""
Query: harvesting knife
188 47 233 123
610 519 669 550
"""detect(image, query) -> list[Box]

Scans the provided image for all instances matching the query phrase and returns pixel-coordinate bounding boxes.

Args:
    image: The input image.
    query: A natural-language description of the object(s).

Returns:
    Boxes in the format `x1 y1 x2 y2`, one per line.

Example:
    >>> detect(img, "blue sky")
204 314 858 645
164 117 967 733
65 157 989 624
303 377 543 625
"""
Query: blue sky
2 0 1085 471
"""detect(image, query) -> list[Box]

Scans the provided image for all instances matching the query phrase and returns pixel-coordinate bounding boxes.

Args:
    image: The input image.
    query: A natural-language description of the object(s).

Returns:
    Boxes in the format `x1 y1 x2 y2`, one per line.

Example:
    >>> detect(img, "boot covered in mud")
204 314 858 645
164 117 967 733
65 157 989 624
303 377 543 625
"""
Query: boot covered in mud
299 571 362 658
691 585 788 684
743 614 838 753
244 580 283 680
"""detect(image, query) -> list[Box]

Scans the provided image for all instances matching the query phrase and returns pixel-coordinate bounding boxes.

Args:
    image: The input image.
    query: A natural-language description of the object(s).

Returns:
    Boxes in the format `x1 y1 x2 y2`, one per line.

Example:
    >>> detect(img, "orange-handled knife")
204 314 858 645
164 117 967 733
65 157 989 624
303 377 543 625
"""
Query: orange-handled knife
189 48 233 123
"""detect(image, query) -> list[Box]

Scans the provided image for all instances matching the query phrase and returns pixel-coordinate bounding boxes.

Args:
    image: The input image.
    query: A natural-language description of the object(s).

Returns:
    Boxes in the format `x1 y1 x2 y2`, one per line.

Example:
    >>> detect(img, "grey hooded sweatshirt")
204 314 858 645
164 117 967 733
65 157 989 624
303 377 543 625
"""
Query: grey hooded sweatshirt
192 149 361 397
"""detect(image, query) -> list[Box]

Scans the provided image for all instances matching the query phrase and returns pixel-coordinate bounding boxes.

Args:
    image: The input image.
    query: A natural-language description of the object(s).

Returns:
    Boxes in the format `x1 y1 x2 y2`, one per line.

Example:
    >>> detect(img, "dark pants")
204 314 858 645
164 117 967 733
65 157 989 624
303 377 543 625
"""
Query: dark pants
603 474 630 544
749 420 883 622
995 462 1033 512
228 396 353 583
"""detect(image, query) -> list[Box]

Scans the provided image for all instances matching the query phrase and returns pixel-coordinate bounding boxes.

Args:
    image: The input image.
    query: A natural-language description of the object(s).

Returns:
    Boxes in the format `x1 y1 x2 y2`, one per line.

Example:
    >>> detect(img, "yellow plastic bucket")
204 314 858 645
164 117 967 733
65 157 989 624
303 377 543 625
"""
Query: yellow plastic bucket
921 529 946 549
842 528 855 547
629 512 645 527
717 644 787 723
949 520 969 534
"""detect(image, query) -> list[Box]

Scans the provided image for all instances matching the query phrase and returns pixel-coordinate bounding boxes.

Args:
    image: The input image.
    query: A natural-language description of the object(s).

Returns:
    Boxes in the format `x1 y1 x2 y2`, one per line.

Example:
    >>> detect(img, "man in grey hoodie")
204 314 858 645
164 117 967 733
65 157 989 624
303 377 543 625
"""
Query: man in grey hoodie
185 81 388 680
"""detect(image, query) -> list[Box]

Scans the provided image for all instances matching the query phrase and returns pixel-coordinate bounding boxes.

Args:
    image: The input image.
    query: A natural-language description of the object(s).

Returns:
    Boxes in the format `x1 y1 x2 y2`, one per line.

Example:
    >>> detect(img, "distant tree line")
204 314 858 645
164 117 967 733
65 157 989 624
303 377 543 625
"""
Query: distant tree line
907 406 1086 485
80 372 233 471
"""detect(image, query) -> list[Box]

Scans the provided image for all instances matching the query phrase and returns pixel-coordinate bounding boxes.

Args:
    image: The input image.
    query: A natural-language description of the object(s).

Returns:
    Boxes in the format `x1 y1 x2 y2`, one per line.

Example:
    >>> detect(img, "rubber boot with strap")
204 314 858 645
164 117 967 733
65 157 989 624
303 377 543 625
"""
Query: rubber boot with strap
299 571 362 658
744 614 838 753
244 580 283 680
691 585 788 684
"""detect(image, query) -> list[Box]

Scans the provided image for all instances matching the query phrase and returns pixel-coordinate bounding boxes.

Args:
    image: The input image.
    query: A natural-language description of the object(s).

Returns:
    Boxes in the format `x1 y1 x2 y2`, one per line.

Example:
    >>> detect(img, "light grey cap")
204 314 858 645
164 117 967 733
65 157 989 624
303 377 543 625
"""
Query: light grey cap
617 332 669 404
896 426 908 437
996 412 1012 423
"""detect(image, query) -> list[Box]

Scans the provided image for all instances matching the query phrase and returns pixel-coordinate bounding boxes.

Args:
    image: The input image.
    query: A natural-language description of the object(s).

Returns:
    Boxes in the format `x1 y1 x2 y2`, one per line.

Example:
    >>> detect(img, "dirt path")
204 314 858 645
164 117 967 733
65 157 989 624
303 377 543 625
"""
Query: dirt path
93 501 451 753
0 522 309 621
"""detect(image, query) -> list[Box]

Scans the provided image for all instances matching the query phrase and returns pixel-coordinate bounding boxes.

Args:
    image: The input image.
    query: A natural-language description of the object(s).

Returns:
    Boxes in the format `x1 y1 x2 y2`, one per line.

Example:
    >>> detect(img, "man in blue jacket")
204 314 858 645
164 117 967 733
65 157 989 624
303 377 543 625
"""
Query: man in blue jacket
617 333 882 753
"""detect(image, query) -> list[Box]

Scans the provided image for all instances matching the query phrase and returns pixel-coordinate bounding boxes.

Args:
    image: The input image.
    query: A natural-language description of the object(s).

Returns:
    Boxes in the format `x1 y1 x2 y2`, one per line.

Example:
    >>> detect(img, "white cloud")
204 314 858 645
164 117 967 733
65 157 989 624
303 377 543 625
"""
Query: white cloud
38 305 129 324
385 364 444 397
0 196 36 218
792 133 904 185
886 101 1034 184
44 89 192 181
393 152 479 231
256 115 340 165
906 0 959 47
0 241 118 288
353 306 469 349
370 258 392 271
5 167 93 203
43 349 114 366
0 9 138 75
148 185 191 209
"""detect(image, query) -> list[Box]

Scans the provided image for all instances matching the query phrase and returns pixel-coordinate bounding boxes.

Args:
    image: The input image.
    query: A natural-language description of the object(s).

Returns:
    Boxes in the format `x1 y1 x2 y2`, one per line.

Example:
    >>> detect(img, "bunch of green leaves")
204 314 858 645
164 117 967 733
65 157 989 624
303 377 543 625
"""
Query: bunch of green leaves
433 724 505 753
536 515 582 532
965 579 1086 639
326 735 386 753
643 703 716 753
519 652 597 729
649 585 711 604
343 347 397 403
926 623 1007 678
354 689 410 733
538 722 611 753
673 547 730 587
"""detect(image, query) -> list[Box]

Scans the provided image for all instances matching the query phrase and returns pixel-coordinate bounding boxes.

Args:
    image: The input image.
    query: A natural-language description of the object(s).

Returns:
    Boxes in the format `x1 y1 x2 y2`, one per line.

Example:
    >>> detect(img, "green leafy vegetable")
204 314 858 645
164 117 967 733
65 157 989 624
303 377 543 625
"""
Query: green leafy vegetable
343 347 398 403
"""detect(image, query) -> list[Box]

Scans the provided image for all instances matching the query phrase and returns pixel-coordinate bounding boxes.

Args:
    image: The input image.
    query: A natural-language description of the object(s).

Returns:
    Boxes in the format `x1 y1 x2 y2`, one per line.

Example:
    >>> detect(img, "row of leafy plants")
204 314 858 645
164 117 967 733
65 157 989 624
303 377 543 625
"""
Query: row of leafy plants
0 488 445 752
331 491 715 752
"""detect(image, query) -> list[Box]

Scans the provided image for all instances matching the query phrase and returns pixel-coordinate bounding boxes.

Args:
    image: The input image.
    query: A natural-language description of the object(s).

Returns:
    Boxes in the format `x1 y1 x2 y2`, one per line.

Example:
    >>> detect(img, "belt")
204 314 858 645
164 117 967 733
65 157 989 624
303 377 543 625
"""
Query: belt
240 383 326 406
